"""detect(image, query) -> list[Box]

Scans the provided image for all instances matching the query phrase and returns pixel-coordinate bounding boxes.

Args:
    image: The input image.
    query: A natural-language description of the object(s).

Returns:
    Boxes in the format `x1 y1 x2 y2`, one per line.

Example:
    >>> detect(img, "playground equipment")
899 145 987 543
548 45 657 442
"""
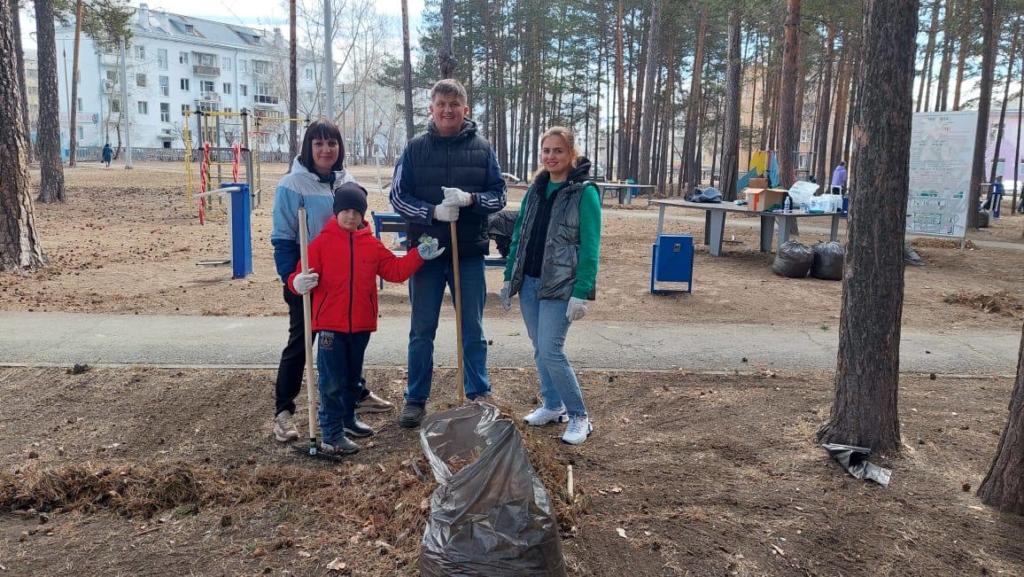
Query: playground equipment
183 109 260 222
194 182 253 279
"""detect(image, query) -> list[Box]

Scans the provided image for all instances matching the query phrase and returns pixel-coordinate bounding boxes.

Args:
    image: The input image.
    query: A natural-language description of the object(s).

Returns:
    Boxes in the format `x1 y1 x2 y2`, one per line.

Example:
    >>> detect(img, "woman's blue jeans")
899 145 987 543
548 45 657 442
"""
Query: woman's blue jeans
518 275 587 418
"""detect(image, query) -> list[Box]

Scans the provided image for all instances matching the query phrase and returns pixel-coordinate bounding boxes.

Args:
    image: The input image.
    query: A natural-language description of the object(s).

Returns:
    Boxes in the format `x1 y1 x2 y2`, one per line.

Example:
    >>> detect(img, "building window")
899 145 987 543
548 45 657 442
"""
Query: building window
159 76 169 96
77 97 83 110
224 107 232 113
136 73 147 87
138 101 148 115
195 53 217 67
238 60 247 72
252 60 270 74
77 126 84 140
157 48 167 70
199 80 215 93
181 104 191 115
239 84 247 96
180 78 190 91
134 45 146 60
305 68 312 80
179 52 189 65
223 83 231 94
160 102 170 122
106 69 118 82
222 57 232 71
110 99 121 113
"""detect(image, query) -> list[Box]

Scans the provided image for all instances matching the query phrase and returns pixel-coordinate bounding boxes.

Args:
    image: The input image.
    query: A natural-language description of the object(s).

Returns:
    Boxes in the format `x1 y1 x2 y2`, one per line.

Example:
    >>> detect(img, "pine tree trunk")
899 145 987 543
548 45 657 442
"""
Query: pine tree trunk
637 0 662 185
681 10 707 192
289 0 298 157
936 0 954 111
977 322 1024 514
68 0 83 167
10 0 31 164
989 19 1018 186
1 1 45 270
614 0 626 181
815 23 836 185
968 0 996 229
439 0 455 79
830 42 851 171
777 0 802 188
721 8 743 201
920 0 940 112
816 0 919 454
34 0 66 203
953 0 973 110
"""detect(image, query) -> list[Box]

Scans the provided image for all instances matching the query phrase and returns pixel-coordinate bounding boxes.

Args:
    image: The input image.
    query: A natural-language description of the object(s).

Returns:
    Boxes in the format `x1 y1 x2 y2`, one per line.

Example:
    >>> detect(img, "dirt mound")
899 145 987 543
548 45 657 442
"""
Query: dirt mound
944 290 1024 318
911 237 977 249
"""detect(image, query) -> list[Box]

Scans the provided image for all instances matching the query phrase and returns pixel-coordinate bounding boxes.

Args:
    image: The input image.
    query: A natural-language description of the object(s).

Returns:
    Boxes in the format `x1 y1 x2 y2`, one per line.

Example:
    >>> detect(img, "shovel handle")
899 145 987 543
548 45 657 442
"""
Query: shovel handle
298 207 318 454
449 222 464 403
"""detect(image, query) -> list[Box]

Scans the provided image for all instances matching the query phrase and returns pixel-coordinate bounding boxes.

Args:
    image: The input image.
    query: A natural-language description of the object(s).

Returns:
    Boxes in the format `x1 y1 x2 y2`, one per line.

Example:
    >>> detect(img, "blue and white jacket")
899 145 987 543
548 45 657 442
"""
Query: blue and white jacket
270 156 356 283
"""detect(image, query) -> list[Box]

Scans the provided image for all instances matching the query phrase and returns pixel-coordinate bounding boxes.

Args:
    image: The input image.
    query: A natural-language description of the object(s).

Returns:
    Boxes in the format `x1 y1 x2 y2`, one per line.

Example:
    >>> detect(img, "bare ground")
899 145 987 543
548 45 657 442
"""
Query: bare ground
1 163 1023 576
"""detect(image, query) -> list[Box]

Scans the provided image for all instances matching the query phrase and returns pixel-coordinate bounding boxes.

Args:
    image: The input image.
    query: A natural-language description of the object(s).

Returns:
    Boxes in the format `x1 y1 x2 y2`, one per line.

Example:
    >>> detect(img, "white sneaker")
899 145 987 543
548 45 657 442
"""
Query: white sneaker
273 410 299 442
523 406 569 426
561 416 593 445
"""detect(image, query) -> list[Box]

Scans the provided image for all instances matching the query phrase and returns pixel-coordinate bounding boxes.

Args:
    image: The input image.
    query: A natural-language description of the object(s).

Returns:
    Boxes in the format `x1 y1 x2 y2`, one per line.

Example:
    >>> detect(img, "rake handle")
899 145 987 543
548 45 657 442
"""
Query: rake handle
298 207 318 455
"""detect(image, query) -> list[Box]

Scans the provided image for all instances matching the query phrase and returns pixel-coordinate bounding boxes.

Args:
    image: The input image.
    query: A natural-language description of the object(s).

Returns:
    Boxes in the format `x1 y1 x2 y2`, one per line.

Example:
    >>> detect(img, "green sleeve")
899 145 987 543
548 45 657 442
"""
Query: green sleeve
502 190 530 281
572 184 602 300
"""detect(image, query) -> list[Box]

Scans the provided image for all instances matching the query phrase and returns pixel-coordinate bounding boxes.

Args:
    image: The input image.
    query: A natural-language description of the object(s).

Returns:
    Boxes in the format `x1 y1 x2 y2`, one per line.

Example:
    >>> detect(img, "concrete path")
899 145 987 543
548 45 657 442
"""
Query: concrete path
0 312 1018 376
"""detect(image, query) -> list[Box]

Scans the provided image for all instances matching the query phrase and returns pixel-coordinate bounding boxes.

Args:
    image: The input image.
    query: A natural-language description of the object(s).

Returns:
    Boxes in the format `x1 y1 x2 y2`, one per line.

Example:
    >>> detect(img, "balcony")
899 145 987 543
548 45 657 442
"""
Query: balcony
102 80 120 93
193 65 220 76
199 91 221 102
252 94 280 106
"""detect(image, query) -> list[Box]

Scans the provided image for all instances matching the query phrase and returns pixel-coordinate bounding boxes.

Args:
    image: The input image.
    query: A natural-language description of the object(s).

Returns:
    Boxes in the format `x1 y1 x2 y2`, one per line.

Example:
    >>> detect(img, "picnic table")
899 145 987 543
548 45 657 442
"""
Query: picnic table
596 182 658 205
653 199 842 256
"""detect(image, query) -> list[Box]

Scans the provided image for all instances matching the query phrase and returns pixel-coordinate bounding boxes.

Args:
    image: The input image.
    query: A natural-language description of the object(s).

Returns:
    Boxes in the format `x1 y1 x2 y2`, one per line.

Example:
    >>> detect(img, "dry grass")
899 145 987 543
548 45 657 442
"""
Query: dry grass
943 290 1024 318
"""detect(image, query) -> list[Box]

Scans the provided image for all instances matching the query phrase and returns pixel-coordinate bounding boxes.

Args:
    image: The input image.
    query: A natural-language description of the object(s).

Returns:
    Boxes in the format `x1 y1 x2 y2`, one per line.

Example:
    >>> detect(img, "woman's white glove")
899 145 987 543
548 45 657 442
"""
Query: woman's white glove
417 236 446 260
434 203 460 222
566 297 587 322
441 187 474 207
499 281 513 312
292 270 319 294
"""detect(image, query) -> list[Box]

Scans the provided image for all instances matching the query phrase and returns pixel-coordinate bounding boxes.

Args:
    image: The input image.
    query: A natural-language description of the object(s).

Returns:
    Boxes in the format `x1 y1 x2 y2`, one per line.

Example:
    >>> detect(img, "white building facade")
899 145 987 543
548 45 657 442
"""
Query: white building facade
54 4 319 151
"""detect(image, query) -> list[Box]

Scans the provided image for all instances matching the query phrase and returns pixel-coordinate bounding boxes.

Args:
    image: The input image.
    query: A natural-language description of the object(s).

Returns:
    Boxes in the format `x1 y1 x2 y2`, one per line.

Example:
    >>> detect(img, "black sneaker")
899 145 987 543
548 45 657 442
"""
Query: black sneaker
397 403 426 429
320 436 360 456
343 418 375 438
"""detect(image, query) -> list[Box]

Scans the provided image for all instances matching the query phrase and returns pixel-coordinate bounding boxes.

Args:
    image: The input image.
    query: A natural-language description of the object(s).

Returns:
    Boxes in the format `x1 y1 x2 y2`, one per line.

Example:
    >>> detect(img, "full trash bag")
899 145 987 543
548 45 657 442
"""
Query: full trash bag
487 210 518 257
810 241 845 281
771 241 814 278
419 403 566 577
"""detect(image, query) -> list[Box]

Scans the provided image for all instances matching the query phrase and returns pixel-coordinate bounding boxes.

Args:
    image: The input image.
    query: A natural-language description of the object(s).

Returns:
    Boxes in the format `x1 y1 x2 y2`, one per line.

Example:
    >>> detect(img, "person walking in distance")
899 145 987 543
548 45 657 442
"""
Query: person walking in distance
499 126 601 445
269 120 393 443
389 78 508 428
830 161 847 195
102 143 113 168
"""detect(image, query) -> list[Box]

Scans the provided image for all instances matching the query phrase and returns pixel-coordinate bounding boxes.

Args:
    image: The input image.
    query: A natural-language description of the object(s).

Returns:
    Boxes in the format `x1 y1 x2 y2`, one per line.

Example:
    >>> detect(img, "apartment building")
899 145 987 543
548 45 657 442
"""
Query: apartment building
53 4 319 150
24 50 39 136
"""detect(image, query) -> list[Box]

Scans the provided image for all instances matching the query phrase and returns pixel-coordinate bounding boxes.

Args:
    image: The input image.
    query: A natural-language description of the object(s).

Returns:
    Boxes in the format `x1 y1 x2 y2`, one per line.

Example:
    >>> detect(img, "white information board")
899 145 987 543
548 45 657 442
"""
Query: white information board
907 111 977 239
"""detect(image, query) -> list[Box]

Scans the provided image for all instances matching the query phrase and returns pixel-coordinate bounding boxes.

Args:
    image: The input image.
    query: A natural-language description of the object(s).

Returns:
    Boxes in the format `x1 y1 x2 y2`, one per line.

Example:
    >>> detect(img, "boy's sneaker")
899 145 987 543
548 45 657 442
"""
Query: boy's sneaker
343 419 375 438
561 416 593 445
523 406 569 426
397 403 426 429
357 391 395 414
320 436 360 456
273 410 299 442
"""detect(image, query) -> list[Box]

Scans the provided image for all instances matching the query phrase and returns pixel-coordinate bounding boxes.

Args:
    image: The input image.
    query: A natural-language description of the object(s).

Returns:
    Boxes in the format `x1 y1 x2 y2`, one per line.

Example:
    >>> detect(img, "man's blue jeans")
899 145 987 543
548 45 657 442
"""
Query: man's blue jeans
405 256 490 405
518 275 588 418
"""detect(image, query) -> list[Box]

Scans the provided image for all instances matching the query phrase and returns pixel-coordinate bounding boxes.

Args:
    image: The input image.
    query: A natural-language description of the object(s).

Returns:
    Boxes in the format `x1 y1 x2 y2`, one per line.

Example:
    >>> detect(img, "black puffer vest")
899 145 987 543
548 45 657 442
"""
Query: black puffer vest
406 119 493 259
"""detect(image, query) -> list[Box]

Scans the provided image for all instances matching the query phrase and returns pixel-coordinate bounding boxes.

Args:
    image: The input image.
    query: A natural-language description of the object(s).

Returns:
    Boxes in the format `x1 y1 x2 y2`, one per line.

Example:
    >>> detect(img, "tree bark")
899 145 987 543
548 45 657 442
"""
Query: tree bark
815 22 836 185
440 0 455 79
816 0 919 454
953 0 973 111
68 0 83 167
977 322 1024 514
401 0 414 142
830 39 851 171
777 0 801 188
936 0 954 111
989 18 1018 186
637 0 662 186
1 0 45 270
721 8 743 201
968 0 996 229
681 10 707 193
614 0 626 180
289 0 298 159
920 0 940 112
34 0 66 203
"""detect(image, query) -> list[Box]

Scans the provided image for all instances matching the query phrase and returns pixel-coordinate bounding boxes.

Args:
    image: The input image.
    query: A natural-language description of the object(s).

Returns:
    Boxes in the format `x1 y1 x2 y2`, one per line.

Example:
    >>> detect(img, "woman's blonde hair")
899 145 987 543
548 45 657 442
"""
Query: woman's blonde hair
533 126 580 181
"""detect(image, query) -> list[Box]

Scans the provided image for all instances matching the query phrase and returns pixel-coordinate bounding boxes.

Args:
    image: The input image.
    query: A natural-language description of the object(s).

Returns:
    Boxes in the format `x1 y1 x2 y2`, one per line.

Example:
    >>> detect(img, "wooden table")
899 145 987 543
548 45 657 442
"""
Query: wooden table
596 182 658 205
653 199 842 256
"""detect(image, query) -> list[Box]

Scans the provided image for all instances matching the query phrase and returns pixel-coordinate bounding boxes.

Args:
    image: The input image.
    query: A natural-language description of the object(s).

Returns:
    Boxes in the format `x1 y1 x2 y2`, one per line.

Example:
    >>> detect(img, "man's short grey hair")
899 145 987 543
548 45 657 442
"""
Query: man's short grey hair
430 78 467 103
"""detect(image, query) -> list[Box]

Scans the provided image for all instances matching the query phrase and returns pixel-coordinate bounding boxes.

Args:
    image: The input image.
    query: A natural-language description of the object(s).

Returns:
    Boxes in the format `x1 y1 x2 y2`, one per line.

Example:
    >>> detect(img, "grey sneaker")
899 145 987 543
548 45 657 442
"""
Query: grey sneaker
397 403 426 429
357 390 395 414
320 436 360 456
343 418 375 438
561 416 593 445
273 410 299 442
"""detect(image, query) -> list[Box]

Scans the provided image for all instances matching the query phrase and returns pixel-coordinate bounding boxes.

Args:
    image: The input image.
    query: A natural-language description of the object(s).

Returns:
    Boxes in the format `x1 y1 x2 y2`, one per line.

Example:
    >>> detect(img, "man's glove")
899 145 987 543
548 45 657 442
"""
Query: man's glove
499 281 513 312
441 187 474 207
417 236 446 260
566 297 587 322
434 203 460 222
292 270 319 294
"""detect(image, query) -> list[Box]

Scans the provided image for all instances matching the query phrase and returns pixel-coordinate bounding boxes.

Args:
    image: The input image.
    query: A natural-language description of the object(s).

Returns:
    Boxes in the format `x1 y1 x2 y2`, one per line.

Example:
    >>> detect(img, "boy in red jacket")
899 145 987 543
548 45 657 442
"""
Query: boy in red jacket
289 183 444 455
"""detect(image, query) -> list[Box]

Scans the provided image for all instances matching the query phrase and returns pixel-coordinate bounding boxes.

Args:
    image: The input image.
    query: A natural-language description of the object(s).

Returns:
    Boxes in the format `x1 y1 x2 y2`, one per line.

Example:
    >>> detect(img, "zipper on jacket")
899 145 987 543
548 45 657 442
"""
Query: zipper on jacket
348 232 355 333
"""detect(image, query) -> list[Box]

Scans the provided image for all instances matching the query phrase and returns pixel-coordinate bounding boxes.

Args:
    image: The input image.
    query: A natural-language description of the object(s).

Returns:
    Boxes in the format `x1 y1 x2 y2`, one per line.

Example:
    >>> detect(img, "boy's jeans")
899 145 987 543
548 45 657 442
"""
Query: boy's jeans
404 256 490 405
316 330 371 444
518 275 587 418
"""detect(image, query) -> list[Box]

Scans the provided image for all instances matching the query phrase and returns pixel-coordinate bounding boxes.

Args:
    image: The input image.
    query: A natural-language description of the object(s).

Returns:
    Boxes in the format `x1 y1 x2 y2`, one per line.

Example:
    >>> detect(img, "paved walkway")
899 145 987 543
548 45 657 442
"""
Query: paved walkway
0 312 1018 376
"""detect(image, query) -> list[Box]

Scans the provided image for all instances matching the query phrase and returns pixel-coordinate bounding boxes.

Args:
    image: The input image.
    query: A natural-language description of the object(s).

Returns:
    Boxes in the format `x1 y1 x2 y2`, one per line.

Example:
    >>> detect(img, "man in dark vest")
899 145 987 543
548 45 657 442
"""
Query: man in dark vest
389 78 508 428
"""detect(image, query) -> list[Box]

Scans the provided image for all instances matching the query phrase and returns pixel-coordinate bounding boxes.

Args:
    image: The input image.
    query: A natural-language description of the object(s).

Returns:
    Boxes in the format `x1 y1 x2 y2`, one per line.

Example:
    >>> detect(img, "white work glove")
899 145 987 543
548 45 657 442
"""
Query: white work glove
292 270 319 294
434 203 460 222
416 235 446 260
441 186 474 207
499 281 513 312
566 297 587 322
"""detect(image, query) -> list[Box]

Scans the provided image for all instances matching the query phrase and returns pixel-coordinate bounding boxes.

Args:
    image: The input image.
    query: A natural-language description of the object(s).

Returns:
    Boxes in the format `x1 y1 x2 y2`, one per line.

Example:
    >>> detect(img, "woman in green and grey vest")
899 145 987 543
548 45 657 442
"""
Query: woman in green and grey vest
499 126 602 445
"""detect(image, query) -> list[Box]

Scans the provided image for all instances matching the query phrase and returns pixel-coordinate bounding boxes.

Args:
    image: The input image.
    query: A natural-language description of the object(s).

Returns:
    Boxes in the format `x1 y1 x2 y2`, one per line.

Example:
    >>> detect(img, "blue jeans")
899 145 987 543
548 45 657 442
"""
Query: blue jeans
405 256 490 405
519 276 587 418
316 330 371 444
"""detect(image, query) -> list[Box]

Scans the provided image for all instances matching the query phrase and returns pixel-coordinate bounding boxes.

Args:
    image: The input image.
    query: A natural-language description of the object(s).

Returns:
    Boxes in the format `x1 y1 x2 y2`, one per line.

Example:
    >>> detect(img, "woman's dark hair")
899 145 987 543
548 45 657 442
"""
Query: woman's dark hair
297 119 345 174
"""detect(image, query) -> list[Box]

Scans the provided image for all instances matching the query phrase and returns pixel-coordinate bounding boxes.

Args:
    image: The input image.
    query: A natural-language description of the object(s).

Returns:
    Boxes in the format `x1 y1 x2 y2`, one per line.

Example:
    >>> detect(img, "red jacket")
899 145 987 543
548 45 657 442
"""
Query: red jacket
289 218 423 333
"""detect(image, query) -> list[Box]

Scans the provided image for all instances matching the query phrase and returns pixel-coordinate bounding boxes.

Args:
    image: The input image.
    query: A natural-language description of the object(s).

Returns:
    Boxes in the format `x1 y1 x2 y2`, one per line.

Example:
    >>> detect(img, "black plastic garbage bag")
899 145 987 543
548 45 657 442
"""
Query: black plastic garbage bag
903 241 925 266
771 241 814 278
820 443 892 486
487 210 519 257
419 403 566 577
810 241 844 281
978 210 991 229
685 186 723 203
